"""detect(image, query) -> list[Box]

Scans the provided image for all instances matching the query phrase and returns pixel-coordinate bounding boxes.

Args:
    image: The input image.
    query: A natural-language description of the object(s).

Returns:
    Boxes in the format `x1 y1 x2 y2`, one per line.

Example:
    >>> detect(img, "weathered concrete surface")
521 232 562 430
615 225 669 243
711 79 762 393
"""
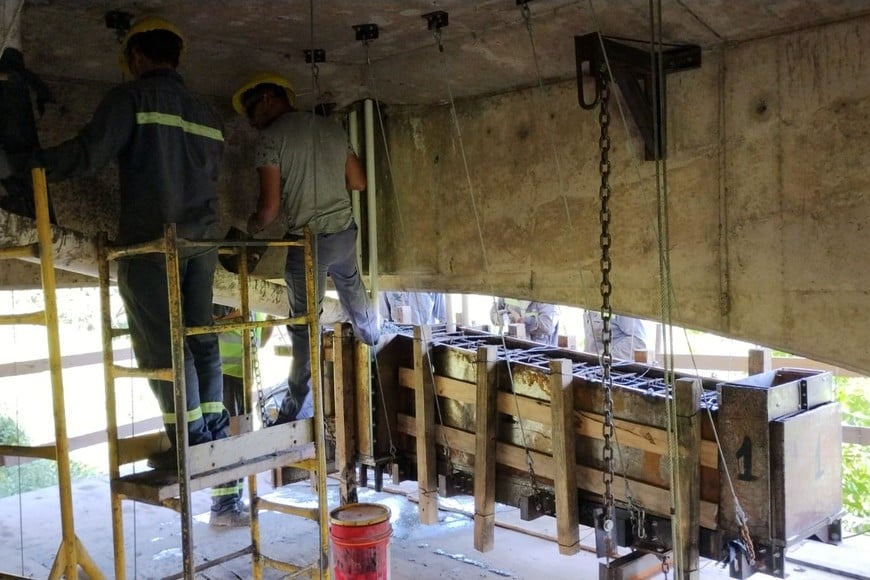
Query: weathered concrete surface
16 1 870 110
376 14 870 374
0 208 292 317
4 4 870 373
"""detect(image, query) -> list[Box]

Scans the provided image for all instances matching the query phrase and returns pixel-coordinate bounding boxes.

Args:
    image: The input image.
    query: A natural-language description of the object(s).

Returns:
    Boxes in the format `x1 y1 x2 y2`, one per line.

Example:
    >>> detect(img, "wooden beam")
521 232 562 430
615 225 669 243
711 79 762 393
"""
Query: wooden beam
550 358 580 555
333 323 358 504
397 367 719 469
355 340 373 461
473 345 499 551
843 424 870 446
395 414 719 530
674 378 702 579
413 326 439 524
747 348 771 375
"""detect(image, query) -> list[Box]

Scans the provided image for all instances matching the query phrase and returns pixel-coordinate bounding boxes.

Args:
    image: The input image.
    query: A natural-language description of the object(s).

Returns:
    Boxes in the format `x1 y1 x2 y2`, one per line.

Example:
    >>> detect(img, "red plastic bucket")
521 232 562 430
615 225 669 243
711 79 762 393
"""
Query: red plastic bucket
329 503 392 580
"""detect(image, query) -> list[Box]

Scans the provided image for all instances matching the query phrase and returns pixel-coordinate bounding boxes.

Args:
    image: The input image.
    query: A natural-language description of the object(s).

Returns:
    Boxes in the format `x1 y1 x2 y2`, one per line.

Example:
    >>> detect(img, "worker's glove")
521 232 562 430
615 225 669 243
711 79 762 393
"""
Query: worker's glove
0 148 11 180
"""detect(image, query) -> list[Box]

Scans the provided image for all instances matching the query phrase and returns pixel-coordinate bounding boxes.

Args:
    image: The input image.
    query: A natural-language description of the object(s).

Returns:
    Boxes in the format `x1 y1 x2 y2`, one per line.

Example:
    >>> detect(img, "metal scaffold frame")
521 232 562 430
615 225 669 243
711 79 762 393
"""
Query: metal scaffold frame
97 225 330 579
0 167 104 579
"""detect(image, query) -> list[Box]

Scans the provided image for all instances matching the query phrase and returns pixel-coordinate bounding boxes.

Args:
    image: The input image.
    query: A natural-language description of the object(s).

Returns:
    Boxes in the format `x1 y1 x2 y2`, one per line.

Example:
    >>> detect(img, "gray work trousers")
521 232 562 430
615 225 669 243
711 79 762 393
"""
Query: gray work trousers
118 249 237 510
283 222 379 419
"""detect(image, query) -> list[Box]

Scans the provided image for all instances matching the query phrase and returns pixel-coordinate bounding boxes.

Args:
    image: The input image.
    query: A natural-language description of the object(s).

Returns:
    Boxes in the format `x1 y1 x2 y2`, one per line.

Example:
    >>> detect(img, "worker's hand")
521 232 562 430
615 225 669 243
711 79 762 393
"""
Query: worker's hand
0 148 11 180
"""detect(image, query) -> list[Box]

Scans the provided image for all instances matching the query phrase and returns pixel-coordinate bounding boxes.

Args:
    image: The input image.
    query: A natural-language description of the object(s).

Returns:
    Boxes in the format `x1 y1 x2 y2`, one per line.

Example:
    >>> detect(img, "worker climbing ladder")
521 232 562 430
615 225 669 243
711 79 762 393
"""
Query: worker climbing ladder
97 225 330 579
0 167 104 579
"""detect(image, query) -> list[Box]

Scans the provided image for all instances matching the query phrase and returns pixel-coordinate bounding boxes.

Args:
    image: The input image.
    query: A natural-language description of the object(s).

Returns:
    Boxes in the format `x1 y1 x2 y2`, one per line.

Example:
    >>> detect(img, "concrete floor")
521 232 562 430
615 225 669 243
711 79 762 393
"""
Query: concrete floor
0 473 865 579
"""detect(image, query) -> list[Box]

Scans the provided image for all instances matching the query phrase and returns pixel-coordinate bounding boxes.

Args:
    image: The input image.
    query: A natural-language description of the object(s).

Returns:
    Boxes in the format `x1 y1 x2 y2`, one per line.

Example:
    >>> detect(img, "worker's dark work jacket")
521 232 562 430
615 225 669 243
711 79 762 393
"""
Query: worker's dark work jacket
39 69 224 244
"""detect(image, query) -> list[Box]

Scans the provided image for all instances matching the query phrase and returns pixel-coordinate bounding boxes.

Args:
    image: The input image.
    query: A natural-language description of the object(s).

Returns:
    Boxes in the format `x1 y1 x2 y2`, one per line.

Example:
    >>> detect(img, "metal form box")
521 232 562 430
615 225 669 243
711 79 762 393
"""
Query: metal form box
717 368 841 577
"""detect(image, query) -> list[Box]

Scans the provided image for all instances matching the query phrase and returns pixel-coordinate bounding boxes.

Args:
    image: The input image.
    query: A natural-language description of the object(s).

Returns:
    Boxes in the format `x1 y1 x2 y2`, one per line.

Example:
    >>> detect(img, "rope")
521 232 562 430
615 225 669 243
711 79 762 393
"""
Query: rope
0 0 24 56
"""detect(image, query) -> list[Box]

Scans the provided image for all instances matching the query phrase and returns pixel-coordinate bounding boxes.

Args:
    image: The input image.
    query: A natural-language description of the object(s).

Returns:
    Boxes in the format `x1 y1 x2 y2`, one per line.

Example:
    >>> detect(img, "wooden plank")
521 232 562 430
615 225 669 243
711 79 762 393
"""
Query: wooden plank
674 377 702 579
355 340 373 460
396 414 718 530
843 425 870 446
473 345 499 552
397 367 718 469
113 441 316 504
550 358 580 555
333 323 358 505
748 348 771 375
413 326 439 524
786 539 870 579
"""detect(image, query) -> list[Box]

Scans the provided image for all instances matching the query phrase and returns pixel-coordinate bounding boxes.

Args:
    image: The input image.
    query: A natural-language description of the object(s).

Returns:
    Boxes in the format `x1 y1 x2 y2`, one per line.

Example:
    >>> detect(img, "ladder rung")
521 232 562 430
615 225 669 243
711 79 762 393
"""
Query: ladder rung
113 364 173 381
0 243 38 259
0 310 46 326
257 498 319 521
258 555 318 576
0 443 57 461
187 314 308 336
106 238 165 260
111 327 131 338
288 458 319 471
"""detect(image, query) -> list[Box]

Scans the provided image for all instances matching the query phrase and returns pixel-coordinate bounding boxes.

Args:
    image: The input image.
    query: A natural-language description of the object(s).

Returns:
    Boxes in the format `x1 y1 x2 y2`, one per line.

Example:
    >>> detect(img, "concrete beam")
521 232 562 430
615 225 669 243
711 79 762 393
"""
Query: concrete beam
374 15 870 375
0 208 347 320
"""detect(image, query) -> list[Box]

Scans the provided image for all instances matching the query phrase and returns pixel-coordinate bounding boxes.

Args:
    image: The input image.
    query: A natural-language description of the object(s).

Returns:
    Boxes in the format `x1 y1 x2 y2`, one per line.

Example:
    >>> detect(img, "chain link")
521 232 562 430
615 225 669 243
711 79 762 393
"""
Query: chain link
597 70 617 548
249 321 269 428
660 555 670 579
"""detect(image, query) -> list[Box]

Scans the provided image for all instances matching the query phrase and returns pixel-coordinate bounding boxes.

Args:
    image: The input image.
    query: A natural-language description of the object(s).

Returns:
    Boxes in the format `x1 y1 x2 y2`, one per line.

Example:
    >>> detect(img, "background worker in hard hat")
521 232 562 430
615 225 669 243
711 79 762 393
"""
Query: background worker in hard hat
490 297 560 345
213 304 273 425
30 17 247 526
235 72 380 423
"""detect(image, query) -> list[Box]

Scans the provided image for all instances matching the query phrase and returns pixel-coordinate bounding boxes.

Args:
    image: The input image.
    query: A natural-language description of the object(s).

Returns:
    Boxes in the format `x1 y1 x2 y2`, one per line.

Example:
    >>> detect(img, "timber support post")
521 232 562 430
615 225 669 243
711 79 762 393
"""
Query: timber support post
675 377 702 579
550 358 580 555
413 326 439 524
333 323 358 504
473 344 499 551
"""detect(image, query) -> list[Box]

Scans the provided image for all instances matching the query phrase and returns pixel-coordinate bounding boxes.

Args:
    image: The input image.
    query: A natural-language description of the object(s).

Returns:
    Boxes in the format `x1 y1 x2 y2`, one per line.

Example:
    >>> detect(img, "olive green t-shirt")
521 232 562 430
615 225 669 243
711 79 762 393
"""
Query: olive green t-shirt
255 111 354 235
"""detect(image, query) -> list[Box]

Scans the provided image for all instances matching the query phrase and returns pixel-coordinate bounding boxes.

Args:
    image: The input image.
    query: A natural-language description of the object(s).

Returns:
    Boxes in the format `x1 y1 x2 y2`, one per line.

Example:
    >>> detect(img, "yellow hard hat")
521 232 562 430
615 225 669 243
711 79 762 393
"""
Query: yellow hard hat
118 17 185 74
232 72 296 115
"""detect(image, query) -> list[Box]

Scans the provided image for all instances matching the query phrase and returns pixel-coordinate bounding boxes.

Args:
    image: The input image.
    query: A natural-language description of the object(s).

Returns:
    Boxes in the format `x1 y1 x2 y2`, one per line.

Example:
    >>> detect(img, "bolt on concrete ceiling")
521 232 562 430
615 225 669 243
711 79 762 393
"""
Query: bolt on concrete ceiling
17 0 870 110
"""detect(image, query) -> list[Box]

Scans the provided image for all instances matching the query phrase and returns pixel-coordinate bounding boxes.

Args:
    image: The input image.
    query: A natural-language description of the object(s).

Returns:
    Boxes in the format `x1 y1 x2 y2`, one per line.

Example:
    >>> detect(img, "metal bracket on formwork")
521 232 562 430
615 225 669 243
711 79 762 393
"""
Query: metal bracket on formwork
104 10 133 44
422 10 449 31
353 23 379 42
304 48 326 64
574 33 701 160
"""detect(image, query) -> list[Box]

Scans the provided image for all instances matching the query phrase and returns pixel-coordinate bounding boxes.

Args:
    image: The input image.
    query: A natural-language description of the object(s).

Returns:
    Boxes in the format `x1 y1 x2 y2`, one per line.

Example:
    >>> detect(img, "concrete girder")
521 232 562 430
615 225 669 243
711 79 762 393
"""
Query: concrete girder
0 208 347 321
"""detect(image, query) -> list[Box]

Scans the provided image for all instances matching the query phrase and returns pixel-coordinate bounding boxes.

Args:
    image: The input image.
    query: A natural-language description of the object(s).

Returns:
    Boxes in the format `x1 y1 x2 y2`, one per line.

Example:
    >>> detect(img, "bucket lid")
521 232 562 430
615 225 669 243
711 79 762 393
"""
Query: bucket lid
330 502 391 527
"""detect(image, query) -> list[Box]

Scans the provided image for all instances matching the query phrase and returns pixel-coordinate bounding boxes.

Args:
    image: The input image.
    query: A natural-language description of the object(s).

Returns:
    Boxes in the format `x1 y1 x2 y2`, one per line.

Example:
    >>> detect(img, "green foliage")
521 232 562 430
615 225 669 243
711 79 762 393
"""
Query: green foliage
0 415 98 498
836 378 870 533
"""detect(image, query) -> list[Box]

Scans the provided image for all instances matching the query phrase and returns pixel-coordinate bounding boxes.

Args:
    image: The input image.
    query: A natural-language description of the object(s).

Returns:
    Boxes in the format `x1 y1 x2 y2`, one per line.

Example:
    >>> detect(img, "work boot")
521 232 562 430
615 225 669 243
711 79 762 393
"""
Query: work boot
272 392 301 425
146 448 177 471
372 321 402 357
209 500 250 527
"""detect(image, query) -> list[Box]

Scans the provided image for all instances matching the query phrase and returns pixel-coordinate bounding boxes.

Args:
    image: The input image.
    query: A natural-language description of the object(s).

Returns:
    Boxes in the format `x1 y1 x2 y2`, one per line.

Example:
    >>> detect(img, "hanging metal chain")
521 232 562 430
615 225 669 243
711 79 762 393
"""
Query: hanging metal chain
249 322 269 427
598 68 617 542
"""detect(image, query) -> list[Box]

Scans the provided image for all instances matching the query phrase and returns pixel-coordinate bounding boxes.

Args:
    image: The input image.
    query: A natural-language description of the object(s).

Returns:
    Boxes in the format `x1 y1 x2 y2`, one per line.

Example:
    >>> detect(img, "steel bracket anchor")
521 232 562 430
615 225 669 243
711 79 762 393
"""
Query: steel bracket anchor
422 10 449 31
104 10 133 43
574 33 701 160
304 48 326 64
353 23 379 42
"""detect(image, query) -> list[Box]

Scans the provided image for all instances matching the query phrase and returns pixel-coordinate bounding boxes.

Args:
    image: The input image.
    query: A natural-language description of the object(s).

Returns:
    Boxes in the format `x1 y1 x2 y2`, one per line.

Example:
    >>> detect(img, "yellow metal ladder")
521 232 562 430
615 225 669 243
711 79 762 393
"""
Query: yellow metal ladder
0 168 104 579
97 224 330 579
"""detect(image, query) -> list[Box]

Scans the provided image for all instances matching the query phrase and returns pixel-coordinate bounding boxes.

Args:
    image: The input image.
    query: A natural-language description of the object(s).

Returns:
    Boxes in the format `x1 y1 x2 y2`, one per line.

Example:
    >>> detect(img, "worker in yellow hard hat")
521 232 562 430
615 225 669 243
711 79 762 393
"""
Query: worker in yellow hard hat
32 16 248 526
232 72 387 424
